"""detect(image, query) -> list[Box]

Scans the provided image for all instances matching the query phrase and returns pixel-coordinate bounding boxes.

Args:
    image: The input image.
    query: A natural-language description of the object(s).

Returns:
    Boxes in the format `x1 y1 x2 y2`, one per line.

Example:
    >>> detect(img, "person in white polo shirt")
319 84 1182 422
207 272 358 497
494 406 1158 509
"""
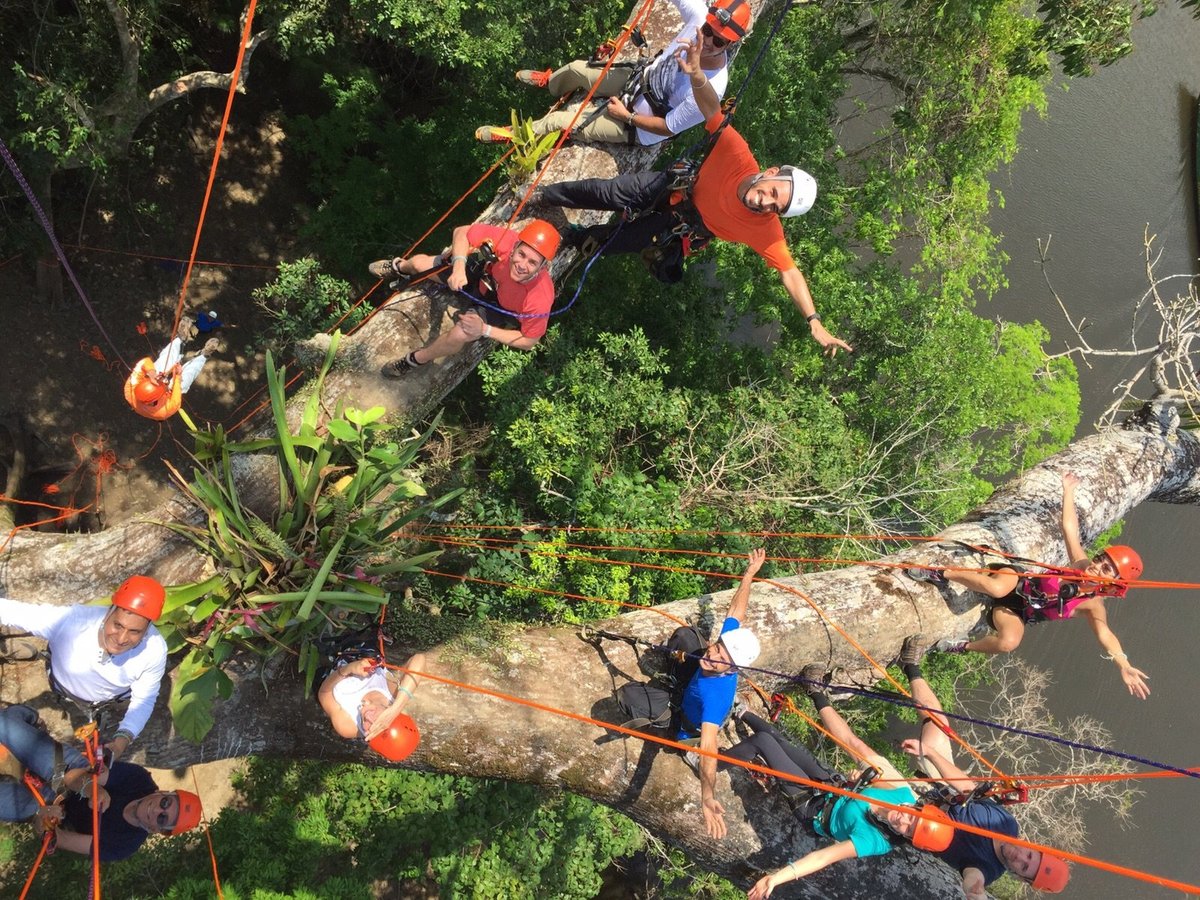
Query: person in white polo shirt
0 575 169 762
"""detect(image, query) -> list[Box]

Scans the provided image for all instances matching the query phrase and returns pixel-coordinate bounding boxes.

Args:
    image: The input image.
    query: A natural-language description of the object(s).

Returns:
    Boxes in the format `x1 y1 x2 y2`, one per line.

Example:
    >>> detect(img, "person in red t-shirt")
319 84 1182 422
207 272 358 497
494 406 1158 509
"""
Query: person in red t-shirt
373 219 560 377
542 31 850 356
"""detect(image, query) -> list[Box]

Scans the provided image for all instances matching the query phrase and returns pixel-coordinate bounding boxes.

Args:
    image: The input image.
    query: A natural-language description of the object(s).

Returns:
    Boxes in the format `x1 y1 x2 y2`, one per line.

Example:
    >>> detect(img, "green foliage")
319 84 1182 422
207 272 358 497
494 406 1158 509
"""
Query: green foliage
504 109 560 188
6 760 643 899
252 258 368 352
159 337 459 739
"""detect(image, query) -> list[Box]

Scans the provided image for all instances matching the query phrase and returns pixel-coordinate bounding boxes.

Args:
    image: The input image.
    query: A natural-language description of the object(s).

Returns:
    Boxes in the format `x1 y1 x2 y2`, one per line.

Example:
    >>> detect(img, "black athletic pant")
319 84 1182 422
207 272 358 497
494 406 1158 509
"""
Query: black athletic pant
722 712 837 799
543 172 676 257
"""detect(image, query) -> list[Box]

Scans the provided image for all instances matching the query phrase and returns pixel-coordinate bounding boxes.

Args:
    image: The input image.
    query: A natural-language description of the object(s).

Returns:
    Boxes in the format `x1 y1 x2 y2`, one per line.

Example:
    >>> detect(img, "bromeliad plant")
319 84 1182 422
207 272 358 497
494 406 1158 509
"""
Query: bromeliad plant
504 109 560 189
160 333 460 741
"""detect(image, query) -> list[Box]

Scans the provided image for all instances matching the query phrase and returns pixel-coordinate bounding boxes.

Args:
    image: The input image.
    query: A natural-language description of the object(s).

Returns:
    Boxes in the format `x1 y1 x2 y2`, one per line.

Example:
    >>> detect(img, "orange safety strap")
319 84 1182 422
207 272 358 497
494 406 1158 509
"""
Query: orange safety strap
170 0 260 342
190 768 224 899
17 773 58 900
375 660 1200 895
77 723 103 900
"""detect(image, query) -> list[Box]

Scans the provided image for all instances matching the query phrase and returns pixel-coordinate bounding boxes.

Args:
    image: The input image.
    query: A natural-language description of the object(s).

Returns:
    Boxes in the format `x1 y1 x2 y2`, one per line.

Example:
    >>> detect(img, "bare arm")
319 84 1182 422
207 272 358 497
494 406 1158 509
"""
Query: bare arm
779 267 852 355
900 739 977 793
726 548 765 622
747 841 859 898
50 828 97 857
698 722 726 839
677 30 721 121
364 653 428 741
446 225 474 291
961 867 989 900
1059 472 1088 563
1079 601 1150 699
604 97 673 136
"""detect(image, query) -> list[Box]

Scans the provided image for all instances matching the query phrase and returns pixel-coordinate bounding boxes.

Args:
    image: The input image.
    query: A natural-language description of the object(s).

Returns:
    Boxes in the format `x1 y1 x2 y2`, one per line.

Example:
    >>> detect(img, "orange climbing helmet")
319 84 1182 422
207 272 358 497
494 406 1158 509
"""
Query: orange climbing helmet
910 804 955 852
171 790 202 834
134 377 168 405
517 219 560 261
1030 850 1071 892
368 714 421 762
112 575 166 622
706 0 751 43
1100 545 1142 582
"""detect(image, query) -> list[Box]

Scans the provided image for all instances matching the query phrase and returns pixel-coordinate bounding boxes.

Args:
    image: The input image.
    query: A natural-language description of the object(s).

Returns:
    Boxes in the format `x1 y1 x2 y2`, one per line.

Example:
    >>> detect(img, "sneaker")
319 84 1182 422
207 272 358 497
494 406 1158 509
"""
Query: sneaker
515 68 554 88
475 125 514 144
902 566 950 587
931 639 969 654
381 353 422 378
899 633 926 667
683 750 700 775
200 338 220 357
369 257 404 279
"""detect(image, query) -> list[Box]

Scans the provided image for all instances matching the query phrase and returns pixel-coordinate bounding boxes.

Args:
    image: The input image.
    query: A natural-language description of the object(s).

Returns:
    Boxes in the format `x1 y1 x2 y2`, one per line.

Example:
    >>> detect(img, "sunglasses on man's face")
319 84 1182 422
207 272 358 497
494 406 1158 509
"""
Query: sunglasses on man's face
701 23 731 48
155 795 176 831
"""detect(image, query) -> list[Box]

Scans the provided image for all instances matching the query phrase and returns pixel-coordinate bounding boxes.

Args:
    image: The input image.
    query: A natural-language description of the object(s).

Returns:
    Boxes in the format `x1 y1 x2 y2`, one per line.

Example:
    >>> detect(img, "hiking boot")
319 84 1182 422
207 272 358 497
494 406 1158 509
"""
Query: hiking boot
931 638 969 654
369 257 404 279
475 125 514 144
683 750 700 776
381 353 423 378
902 565 950 587
516 68 554 88
899 633 926 667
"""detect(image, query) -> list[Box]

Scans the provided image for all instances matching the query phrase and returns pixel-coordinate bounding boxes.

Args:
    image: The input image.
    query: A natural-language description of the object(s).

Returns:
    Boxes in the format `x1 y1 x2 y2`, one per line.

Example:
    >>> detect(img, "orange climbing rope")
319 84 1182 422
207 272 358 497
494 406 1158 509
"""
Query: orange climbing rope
77 723 103 900
420 544 1010 782
190 768 225 899
168 0 260 343
17 773 58 900
505 0 659 227
373 659 1200 895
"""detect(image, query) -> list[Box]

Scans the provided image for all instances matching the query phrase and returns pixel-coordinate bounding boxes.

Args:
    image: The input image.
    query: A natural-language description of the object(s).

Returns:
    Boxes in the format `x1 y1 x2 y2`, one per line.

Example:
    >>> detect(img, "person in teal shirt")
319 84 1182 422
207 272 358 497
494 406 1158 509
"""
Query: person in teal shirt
740 667 955 898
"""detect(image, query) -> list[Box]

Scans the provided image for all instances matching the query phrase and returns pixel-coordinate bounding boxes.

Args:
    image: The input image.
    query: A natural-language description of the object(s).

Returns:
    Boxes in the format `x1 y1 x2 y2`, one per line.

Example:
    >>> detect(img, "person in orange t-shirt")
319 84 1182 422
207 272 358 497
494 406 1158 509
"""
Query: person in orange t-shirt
542 30 850 356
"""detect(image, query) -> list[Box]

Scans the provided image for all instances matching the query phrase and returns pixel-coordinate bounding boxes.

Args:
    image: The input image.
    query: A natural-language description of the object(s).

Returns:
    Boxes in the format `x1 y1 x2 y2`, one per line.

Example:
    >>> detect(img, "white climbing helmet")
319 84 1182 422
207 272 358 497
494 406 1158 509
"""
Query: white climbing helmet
720 627 761 668
778 165 817 218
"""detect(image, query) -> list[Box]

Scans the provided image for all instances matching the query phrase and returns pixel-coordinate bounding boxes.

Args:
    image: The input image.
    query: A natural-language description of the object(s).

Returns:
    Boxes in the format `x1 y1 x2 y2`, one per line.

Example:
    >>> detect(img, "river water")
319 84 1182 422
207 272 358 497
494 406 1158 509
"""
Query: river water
984 7 1200 897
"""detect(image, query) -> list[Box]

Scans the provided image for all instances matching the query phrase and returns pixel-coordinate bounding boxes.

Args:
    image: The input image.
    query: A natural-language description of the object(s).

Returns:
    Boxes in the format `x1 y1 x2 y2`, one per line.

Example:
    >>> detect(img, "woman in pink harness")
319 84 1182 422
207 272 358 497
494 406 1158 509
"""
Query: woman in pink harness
905 472 1149 700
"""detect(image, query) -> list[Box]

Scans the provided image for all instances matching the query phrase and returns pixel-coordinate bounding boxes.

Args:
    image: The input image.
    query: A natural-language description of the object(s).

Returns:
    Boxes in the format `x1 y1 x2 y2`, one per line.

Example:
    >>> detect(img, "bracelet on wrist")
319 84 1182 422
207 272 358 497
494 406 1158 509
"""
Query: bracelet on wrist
484 324 492 339
806 312 821 323
451 254 467 263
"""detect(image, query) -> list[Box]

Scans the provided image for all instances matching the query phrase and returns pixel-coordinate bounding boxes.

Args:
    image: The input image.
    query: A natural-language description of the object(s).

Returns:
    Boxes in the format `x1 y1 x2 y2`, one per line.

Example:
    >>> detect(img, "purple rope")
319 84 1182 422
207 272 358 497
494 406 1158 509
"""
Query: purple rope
611 632 1200 781
0 135 129 367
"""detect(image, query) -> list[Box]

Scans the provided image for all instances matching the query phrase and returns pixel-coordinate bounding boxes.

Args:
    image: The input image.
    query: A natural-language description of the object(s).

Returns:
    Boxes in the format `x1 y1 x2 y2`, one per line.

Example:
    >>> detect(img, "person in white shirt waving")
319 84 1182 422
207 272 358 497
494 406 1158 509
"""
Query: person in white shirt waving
0 575 169 762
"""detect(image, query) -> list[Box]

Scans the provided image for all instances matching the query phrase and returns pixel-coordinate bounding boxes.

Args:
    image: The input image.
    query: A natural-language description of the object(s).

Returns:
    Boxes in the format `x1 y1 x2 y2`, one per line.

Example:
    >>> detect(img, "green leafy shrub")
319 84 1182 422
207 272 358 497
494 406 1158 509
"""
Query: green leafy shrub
252 258 368 353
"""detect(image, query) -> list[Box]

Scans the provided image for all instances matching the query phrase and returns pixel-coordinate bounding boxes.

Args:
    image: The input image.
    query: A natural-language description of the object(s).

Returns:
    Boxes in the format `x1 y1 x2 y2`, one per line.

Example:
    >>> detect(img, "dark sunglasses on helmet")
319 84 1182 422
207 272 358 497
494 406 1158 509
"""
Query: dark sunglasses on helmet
701 22 731 48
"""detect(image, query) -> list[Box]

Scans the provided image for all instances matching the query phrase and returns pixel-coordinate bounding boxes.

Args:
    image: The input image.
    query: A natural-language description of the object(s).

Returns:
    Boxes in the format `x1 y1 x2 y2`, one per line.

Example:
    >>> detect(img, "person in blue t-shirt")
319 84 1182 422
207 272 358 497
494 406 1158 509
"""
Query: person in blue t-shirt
739 675 955 899
667 548 765 840
895 636 1071 896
